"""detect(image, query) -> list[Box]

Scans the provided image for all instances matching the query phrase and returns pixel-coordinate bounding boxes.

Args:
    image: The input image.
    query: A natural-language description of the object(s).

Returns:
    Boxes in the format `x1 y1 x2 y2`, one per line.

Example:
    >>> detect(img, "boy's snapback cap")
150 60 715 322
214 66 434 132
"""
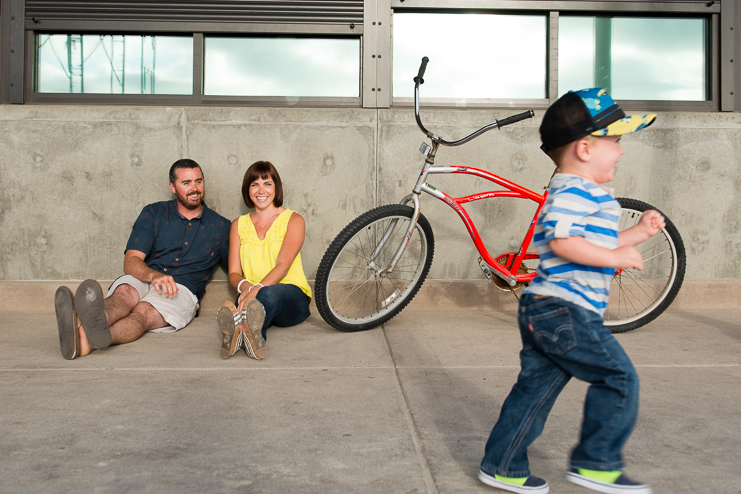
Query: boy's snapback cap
539 87 656 153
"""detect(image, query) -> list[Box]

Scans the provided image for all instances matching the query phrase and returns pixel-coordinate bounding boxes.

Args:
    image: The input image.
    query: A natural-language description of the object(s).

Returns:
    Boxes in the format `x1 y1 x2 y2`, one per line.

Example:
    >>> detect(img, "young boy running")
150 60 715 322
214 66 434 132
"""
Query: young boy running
478 88 662 494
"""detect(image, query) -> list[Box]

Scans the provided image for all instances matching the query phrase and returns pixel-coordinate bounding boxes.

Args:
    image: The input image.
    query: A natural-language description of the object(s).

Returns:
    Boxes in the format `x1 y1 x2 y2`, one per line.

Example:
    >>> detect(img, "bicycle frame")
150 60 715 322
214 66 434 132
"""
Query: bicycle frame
315 56 685 335
378 140 548 287
371 56 543 287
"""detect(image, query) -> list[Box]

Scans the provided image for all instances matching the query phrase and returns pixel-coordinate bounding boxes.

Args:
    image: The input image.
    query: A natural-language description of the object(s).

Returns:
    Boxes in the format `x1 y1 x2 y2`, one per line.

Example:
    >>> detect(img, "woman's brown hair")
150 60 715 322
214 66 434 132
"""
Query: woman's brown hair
242 161 284 208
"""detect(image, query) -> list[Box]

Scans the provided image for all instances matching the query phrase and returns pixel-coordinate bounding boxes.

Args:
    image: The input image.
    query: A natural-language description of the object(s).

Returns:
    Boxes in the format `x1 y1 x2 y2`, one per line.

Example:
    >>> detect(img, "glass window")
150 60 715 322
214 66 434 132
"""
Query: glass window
392 13 547 99
36 34 193 94
559 16 708 100
203 37 360 97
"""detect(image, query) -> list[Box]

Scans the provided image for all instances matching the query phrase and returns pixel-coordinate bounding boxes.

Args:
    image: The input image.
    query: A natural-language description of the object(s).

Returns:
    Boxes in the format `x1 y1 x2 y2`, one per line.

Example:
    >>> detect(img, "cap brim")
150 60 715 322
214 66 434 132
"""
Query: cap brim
591 114 656 137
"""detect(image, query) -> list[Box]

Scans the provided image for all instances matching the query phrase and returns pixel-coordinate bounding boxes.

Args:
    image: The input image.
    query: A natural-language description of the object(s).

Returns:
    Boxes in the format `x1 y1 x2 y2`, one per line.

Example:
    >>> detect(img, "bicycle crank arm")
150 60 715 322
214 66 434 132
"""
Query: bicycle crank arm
479 257 517 287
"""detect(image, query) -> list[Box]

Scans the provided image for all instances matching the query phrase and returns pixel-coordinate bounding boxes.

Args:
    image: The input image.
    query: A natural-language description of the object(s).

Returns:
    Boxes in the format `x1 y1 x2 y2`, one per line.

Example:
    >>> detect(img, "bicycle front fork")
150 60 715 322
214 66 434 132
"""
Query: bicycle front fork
368 194 422 277
373 140 438 277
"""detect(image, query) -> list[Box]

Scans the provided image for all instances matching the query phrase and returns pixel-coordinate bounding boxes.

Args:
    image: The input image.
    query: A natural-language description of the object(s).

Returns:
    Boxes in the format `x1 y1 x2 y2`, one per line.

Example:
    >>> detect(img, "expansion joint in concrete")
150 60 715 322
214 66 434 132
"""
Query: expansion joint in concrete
381 324 440 494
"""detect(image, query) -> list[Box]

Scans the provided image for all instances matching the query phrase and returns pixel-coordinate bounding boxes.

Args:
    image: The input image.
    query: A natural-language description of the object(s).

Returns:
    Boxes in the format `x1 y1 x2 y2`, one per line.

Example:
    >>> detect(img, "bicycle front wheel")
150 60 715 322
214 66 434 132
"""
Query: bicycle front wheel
604 198 686 333
314 204 435 332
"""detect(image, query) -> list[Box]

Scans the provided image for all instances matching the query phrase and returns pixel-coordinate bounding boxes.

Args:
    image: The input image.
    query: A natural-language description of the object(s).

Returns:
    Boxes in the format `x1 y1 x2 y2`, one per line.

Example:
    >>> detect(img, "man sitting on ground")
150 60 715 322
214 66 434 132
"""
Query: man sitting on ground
54 158 231 359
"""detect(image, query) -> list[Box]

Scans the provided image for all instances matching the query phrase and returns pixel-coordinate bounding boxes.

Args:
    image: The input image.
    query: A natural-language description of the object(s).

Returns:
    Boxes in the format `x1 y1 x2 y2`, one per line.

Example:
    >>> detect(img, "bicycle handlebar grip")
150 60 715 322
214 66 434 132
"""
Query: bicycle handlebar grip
413 56 429 84
496 110 536 128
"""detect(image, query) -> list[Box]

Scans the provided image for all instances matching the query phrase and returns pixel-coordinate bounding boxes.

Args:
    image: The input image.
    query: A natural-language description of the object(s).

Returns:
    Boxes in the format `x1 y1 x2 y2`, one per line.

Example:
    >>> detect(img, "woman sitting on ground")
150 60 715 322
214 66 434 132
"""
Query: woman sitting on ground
218 160 312 359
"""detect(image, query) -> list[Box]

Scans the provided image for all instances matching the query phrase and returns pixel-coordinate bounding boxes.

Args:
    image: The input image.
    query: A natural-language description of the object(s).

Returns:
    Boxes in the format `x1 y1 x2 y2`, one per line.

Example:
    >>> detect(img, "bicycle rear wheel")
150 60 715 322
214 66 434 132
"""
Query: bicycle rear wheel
604 198 686 333
315 204 435 332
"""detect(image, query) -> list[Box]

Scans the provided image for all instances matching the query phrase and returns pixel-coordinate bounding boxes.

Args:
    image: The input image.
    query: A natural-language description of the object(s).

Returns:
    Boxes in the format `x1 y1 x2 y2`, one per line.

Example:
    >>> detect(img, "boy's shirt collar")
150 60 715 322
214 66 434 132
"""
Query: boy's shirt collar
551 172 615 196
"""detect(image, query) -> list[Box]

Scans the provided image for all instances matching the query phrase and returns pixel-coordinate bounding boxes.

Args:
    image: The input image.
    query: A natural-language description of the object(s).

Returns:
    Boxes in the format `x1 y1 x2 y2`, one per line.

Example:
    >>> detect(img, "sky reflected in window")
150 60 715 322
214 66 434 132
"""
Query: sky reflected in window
204 37 360 97
559 16 707 100
393 13 546 99
36 34 193 94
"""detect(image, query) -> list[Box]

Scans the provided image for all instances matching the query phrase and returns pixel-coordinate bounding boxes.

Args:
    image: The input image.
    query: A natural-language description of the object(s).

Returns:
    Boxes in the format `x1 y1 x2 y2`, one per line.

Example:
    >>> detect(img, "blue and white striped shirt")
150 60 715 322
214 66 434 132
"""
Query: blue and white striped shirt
523 174 621 315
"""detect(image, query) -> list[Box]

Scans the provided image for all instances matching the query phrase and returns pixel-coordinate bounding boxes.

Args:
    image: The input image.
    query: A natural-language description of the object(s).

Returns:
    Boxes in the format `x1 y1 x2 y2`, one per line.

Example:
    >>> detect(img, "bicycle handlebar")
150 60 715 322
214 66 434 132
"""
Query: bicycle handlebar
414 56 429 85
496 110 536 128
413 57 535 147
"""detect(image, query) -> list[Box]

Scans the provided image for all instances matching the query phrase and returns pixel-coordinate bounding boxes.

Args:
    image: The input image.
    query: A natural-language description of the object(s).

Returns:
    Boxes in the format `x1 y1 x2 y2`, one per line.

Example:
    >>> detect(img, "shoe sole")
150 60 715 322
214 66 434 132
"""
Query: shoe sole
217 305 242 359
478 470 550 494
242 299 266 360
566 472 652 494
75 280 112 349
55 286 78 360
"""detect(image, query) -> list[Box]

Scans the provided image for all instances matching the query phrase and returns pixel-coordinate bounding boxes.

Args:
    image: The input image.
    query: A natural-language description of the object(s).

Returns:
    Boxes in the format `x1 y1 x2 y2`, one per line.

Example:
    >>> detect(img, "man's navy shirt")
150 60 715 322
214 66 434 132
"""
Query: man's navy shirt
125 200 230 301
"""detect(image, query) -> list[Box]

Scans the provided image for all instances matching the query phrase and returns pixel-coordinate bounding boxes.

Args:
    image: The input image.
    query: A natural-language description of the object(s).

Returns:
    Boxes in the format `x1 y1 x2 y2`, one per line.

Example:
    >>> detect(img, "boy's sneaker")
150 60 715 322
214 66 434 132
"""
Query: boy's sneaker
566 468 652 494
478 469 550 493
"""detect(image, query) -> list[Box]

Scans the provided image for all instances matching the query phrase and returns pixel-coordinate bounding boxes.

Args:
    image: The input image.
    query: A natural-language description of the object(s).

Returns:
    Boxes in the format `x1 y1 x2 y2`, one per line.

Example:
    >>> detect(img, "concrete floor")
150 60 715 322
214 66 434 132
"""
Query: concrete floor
1 304 740 494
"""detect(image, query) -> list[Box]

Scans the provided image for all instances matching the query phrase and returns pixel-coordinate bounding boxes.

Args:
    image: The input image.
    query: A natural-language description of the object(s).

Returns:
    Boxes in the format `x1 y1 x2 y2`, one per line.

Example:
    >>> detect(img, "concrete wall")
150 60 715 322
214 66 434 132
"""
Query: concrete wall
1 104 740 285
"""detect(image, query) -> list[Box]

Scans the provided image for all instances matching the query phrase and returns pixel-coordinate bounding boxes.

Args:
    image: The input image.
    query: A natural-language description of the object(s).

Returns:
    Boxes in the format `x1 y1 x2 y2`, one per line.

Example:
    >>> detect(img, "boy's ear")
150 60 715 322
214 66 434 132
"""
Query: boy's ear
573 137 592 162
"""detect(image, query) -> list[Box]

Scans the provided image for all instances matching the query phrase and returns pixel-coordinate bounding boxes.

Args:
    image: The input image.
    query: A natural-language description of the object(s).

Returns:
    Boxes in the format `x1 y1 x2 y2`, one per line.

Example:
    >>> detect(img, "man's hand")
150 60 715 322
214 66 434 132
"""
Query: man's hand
150 273 179 298
124 250 179 298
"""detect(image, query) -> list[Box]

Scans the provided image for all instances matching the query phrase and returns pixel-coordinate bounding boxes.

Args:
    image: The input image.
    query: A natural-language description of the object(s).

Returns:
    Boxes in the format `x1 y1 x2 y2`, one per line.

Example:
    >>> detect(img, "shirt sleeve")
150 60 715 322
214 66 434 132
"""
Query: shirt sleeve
540 186 599 243
125 204 155 256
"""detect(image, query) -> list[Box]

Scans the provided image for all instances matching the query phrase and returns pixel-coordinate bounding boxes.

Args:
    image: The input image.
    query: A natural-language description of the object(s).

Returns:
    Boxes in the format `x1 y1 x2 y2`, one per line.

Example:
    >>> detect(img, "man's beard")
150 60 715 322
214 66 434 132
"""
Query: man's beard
176 190 203 210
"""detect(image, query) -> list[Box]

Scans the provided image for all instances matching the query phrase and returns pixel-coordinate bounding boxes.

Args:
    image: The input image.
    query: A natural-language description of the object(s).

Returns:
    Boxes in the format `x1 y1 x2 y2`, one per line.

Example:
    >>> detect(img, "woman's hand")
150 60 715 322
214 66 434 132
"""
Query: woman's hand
237 284 261 312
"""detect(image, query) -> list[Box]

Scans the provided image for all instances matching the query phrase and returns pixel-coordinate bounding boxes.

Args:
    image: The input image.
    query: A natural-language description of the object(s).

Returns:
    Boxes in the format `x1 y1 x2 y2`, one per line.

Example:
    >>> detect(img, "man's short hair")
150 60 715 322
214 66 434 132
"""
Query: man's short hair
242 161 284 209
169 159 203 184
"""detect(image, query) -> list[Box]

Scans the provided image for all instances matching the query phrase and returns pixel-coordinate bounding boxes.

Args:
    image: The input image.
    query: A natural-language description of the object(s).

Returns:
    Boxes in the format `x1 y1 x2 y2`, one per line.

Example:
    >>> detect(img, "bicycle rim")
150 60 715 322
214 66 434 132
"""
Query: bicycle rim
323 208 432 328
604 200 684 331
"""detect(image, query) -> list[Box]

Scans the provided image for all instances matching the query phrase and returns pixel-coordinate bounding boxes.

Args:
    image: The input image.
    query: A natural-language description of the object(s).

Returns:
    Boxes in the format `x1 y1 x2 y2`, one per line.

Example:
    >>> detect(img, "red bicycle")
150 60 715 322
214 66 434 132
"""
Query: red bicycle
315 57 685 334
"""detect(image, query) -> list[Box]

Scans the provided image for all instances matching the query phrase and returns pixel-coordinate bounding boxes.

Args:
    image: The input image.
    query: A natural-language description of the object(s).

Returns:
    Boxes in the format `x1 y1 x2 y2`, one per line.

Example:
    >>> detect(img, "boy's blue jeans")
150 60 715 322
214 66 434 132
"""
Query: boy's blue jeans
480 294 639 478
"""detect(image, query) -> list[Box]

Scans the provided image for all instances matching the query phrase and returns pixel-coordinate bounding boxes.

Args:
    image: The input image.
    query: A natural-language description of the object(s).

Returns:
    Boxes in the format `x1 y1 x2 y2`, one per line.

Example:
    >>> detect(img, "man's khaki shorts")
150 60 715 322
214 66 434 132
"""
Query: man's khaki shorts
107 275 199 332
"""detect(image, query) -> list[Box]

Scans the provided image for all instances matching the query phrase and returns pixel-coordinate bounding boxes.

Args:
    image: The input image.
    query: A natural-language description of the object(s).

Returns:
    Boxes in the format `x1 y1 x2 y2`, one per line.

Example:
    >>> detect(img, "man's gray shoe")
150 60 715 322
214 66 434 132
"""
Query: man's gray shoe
55 286 79 360
74 279 112 349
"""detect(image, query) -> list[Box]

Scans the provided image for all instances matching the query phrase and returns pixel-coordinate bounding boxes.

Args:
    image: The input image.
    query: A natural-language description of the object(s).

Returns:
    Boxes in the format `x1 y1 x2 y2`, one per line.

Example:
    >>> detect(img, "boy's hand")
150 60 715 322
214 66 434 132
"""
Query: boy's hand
617 210 666 248
639 210 665 238
612 245 644 271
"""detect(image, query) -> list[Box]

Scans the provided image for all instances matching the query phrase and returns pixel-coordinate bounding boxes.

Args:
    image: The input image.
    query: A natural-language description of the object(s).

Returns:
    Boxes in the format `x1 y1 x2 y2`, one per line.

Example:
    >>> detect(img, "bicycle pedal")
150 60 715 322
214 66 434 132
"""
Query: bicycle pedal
478 257 493 281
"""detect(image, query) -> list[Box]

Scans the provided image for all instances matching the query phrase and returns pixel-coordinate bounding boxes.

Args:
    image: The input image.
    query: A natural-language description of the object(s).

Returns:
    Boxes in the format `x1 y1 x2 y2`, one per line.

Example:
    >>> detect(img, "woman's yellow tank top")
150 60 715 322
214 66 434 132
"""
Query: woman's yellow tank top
238 209 312 302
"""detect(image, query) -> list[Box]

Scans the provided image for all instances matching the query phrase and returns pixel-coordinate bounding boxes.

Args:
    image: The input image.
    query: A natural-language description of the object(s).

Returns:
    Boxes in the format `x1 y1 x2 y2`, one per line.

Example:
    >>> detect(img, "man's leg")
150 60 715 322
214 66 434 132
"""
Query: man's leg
104 283 142 326
78 299 167 356
60 276 196 359
77 277 171 354
111 301 168 344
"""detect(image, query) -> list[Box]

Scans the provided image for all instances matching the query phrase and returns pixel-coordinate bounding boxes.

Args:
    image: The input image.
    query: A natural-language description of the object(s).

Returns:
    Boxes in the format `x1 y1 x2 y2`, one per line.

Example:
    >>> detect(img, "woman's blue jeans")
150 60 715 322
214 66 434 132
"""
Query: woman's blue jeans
480 294 639 478
236 284 310 340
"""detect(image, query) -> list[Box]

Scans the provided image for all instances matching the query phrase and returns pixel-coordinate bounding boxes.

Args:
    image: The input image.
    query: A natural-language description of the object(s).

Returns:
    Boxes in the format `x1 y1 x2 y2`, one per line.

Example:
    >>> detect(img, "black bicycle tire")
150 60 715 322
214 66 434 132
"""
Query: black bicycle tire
315 204 435 332
605 198 686 333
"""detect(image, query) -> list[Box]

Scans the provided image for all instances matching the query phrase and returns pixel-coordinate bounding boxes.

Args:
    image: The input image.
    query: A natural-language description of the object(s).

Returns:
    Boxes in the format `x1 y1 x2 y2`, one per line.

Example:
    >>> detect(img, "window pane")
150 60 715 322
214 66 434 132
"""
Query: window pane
204 37 360 97
393 13 546 99
559 16 707 100
36 34 193 95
